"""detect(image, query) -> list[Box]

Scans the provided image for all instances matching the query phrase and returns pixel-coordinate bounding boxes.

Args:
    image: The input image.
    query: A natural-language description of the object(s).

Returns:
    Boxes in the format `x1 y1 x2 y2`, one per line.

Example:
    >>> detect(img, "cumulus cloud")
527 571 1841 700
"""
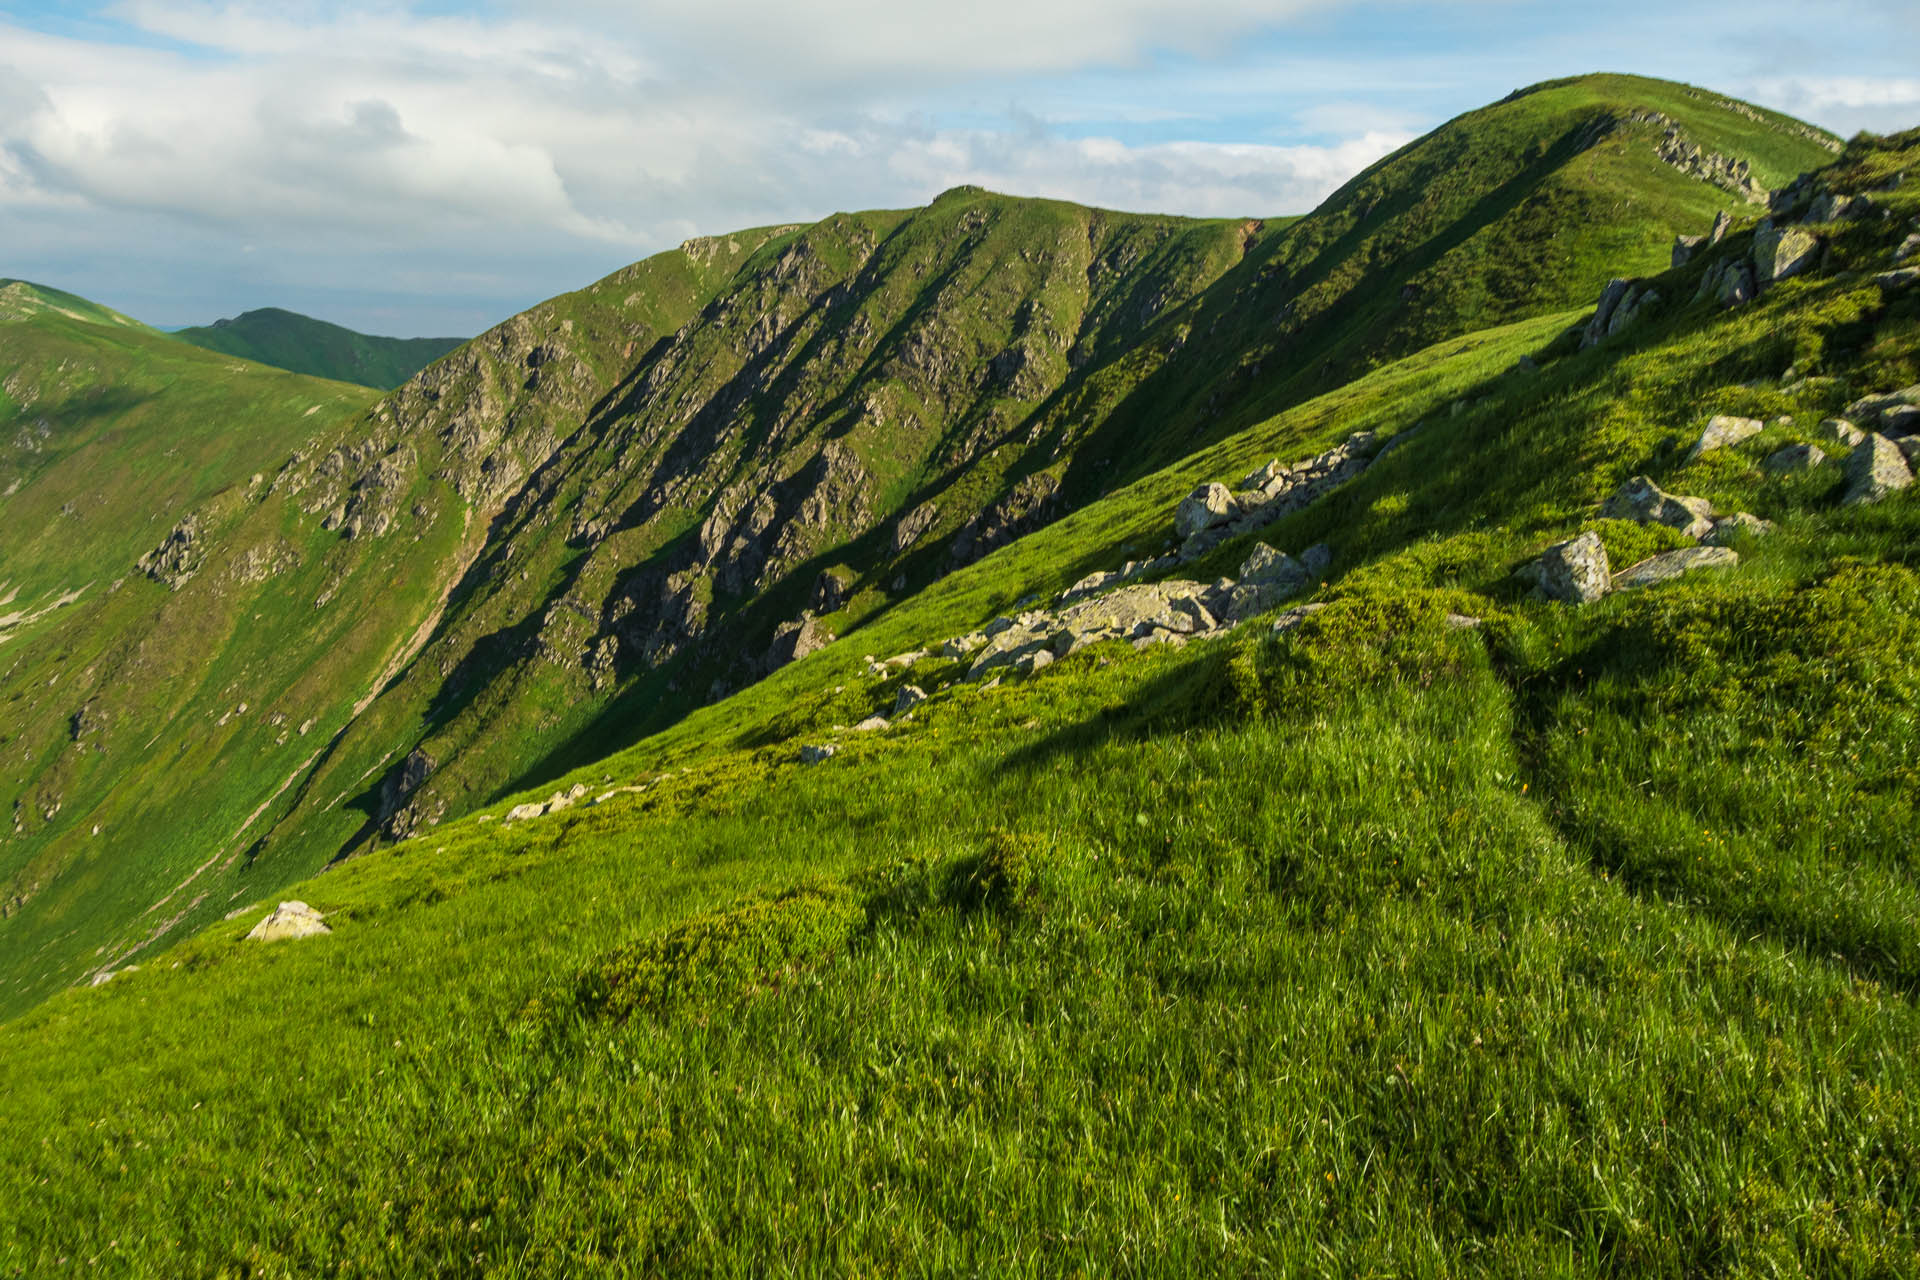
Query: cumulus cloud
0 1 1417 330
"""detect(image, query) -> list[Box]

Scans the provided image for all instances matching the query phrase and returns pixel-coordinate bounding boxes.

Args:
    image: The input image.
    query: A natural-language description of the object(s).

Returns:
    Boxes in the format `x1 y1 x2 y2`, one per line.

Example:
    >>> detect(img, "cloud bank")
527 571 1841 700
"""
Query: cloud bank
1 1 1916 334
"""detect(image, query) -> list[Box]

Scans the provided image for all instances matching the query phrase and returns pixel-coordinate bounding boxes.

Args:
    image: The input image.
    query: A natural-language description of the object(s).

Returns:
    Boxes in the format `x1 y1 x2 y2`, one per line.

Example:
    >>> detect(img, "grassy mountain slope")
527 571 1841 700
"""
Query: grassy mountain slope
0 285 374 615
3 120 1916 1273
0 74 1850 1023
0 233 787 1010
172 307 466 389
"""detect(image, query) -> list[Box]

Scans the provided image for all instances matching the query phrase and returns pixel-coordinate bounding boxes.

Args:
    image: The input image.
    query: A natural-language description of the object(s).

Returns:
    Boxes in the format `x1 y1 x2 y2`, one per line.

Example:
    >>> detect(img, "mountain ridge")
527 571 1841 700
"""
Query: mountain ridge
172 306 467 390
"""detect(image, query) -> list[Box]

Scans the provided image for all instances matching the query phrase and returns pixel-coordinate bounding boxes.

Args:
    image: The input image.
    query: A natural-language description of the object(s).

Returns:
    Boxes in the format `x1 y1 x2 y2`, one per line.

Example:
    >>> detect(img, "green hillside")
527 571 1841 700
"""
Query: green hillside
173 307 465 389
3 111 1916 1272
0 286 375 612
0 75 1847 1022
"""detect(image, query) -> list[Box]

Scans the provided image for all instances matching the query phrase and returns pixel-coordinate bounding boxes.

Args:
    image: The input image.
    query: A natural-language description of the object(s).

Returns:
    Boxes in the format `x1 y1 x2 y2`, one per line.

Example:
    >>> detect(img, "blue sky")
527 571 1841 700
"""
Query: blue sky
2 0 1916 336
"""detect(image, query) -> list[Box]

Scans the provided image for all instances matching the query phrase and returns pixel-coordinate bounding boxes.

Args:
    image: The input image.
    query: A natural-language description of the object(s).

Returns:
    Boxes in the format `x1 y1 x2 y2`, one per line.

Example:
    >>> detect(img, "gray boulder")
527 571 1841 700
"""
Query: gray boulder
1583 278 1634 347
1762 443 1826 474
1686 415 1764 461
853 715 890 732
1300 544 1333 579
892 684 927 717
1875 268 1920 292
1754 223 1820 282
1174 483 1235 538
1238 542 1308 591
246 901 331 943
1599 475 1715 539
1842 433 1915 506
1612 546 1739 591
1532 532 1612 604
799 744 836 764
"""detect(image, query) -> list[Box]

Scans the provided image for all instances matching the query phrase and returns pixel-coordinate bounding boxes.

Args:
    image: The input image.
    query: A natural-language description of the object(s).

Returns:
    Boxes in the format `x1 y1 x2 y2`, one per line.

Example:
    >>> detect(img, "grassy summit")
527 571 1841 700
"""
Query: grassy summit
1 78 1915 1273
172 307 466 390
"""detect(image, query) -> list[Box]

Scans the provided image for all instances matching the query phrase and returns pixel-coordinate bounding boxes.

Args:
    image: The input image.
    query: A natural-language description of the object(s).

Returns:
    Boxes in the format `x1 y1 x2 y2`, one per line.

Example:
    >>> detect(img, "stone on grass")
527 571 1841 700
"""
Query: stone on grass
1269 603 1328 634
799 744 836 764
1686 415 1763 461
1703 512 1774 546
1237 542 1308 591
1842 434 1915 506
247 901 331 943
1612 546 1739 590
1531 532 1611 605
1819 418 1865 447
1599 476 1716 540
853 715 890 732
1762 443 1826 474
892 684 927 716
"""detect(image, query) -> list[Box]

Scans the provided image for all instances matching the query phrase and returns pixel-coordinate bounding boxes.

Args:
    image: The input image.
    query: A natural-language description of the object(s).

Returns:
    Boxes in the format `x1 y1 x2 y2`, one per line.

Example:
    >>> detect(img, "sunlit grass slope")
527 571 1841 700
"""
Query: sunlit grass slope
3 119 1917 1272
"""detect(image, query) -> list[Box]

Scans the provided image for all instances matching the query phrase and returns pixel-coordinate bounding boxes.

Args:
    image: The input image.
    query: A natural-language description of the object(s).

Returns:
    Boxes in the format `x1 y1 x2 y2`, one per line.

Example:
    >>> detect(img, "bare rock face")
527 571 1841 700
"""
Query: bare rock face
1842 434 1914 506
246 901 331 942
1599 476 1715 539
1820 418 1865 447
1531 532 1611 604
1613 546 1738 590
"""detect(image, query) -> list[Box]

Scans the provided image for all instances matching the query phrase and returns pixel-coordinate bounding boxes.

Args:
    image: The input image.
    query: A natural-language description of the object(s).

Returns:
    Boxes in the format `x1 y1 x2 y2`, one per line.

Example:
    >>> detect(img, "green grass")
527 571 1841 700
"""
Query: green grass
172 308 466 390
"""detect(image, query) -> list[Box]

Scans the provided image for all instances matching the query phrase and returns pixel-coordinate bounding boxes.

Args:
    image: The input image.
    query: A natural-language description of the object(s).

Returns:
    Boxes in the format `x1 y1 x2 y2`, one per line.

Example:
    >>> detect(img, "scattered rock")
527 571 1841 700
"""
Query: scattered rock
505 801 545 821
892 684 927 716
1820 418 1866 447
799 744 836 764
1704 512 1774 545
1874 268 1920 292
1530 532 1611 604
246 901 331 942
1841 387 1920 429
1842 433 1914 506
1599 475 1715 539
1174 483 1236 538
1762 443 1826 474
1612 546 1739 590
853 715 889 732
1686 415 1764 461
1270 603 1328 633
1237 542 1308 591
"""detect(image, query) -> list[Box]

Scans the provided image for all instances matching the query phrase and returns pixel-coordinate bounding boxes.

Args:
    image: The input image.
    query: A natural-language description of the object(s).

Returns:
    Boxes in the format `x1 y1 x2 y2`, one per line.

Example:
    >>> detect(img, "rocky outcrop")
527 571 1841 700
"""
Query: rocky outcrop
1581 280 1662 348
136 515 204 588
1635 111 1769 204
950 473 1062 567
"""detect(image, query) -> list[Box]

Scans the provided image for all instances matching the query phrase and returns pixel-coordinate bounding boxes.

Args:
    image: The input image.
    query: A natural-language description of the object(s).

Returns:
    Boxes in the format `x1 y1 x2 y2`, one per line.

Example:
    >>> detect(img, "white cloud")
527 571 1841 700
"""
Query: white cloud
0 2 1419 332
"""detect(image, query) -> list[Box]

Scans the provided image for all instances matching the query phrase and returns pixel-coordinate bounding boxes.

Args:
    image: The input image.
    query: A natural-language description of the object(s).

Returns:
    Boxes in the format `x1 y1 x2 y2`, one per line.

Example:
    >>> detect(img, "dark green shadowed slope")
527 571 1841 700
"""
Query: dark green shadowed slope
172 307 466 389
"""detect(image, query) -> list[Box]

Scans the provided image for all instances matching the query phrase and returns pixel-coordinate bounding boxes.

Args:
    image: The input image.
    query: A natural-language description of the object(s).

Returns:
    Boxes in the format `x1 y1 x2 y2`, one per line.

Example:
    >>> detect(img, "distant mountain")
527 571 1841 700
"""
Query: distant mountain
172 307 465 388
